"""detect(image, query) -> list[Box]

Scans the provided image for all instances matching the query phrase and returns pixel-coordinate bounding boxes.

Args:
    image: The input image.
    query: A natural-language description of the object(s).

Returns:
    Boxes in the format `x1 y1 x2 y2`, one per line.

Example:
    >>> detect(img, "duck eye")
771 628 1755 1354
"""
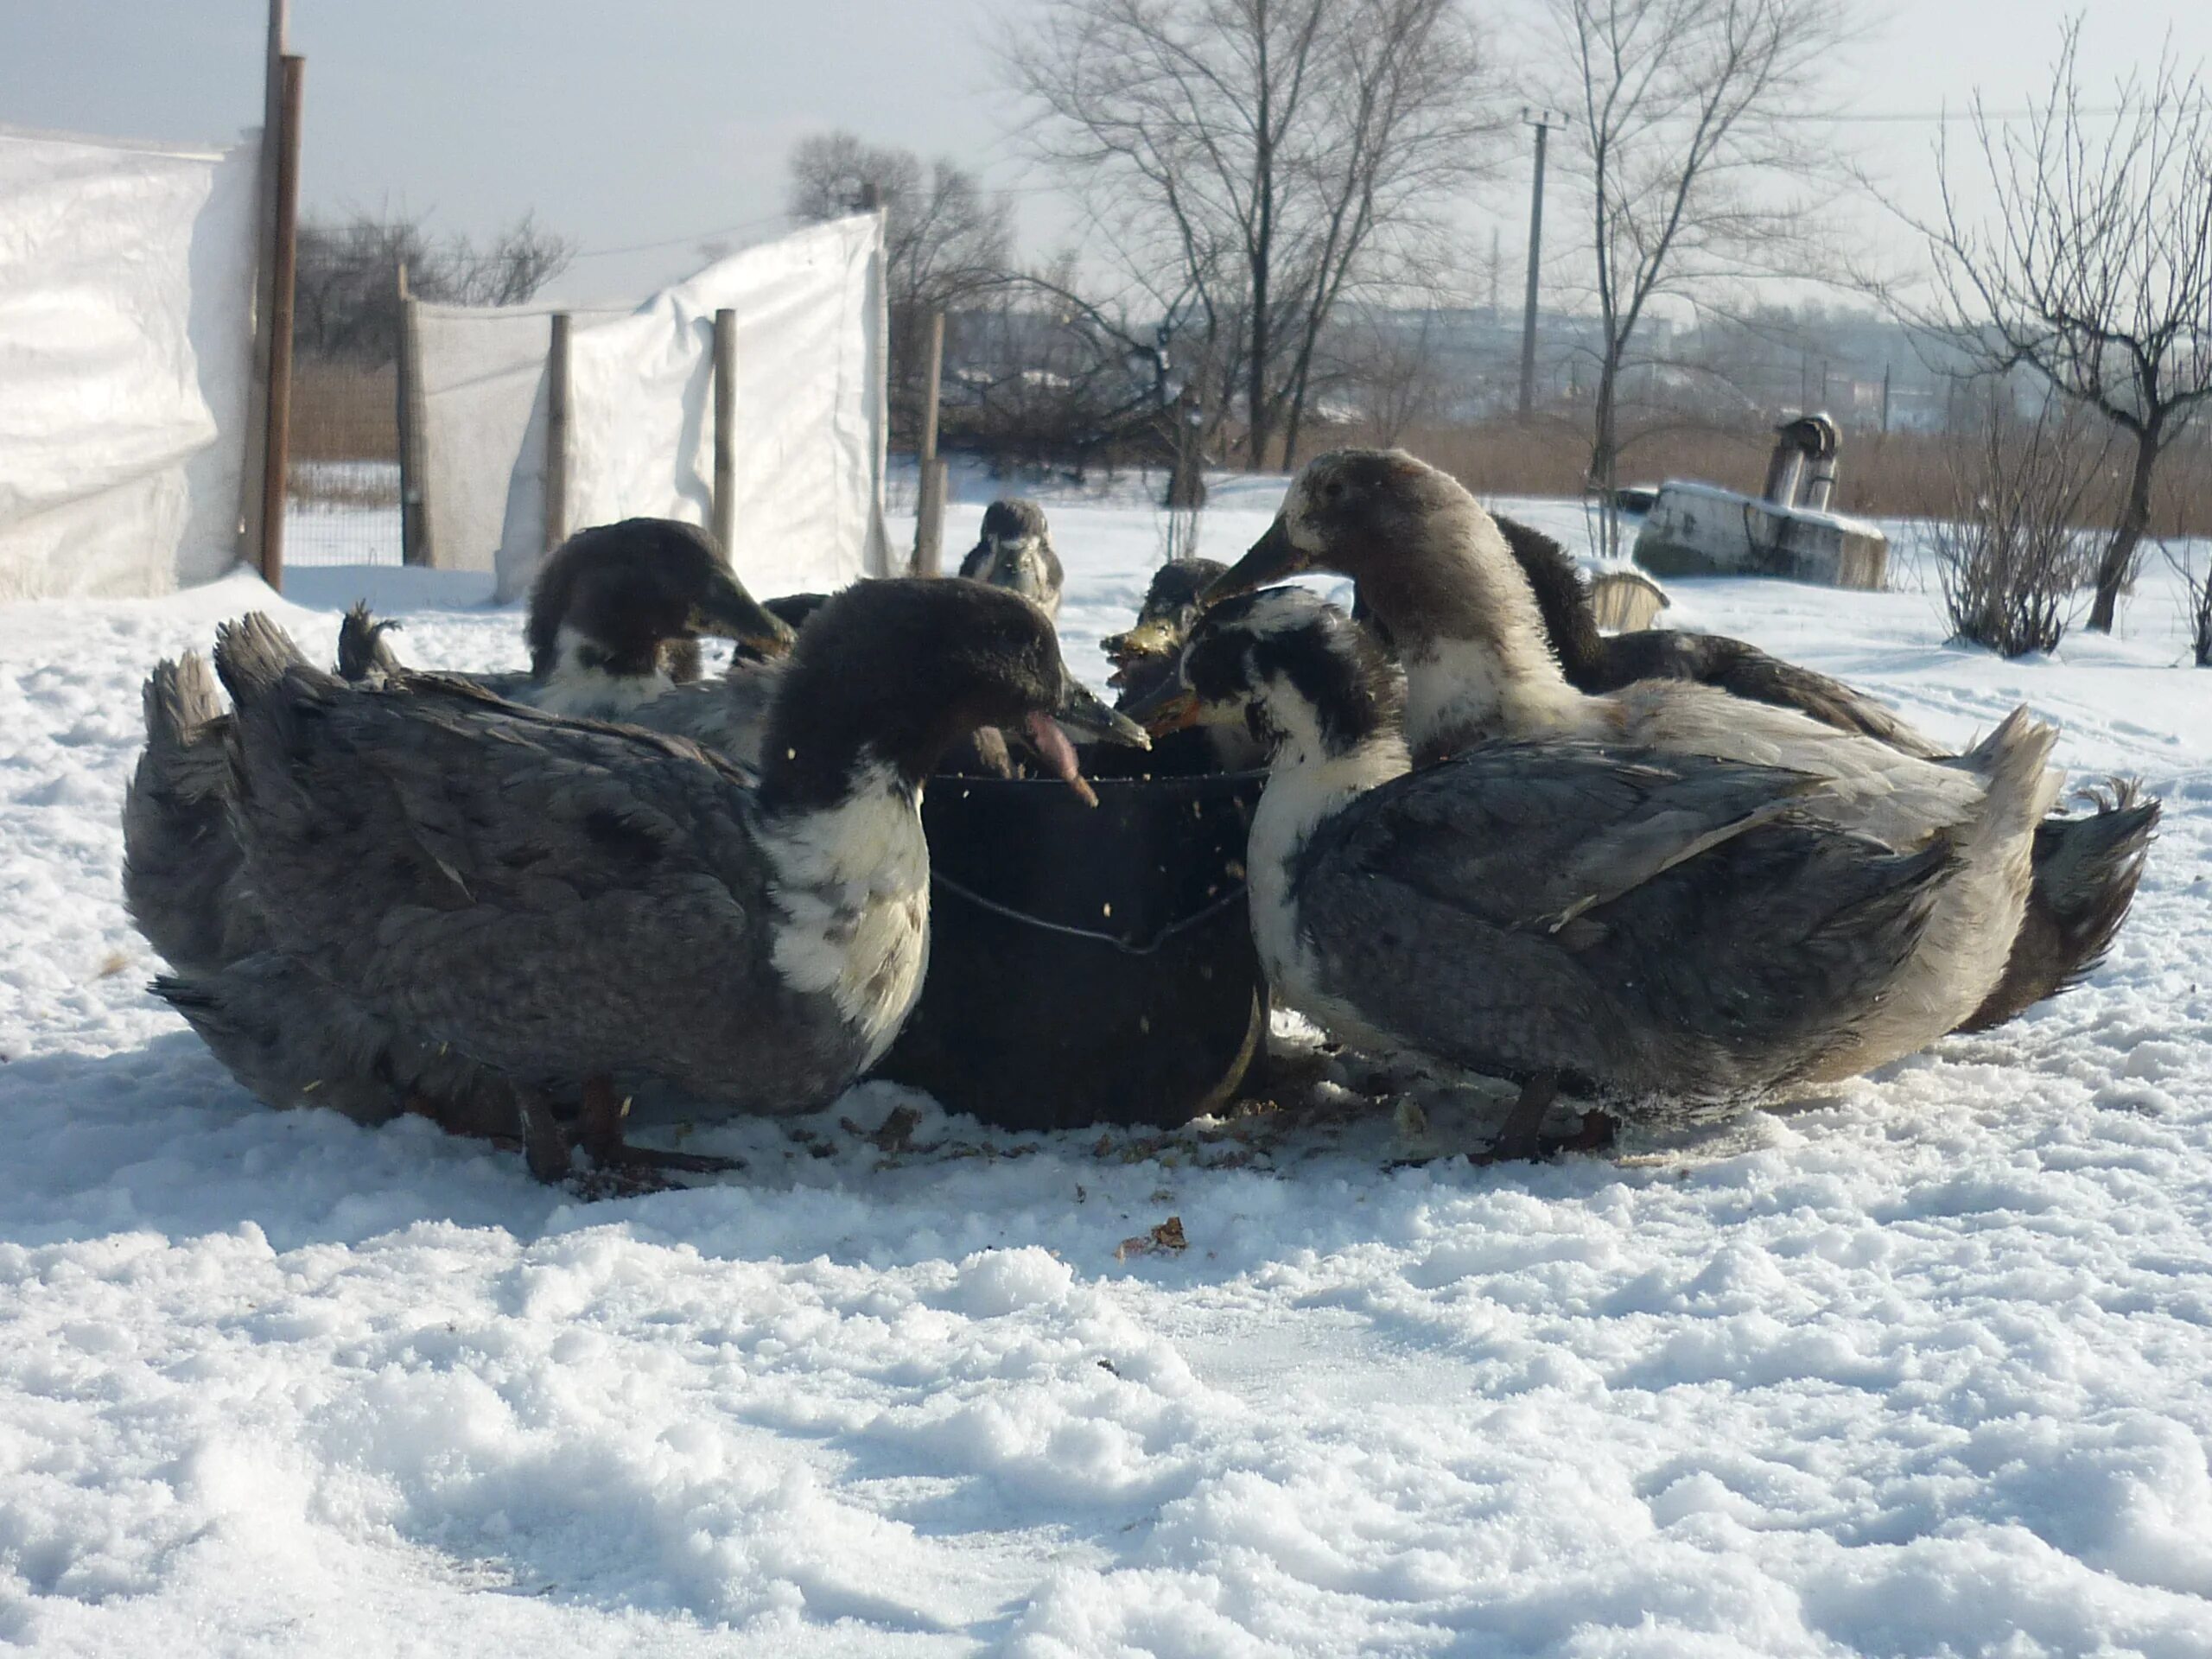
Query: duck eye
1321 480 1344 501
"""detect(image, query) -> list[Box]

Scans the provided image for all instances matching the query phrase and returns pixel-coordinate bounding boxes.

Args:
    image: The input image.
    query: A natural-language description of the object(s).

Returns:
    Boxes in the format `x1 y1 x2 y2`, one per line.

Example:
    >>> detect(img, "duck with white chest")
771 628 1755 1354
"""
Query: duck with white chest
1130 588 1981 1158
154 580 1144 1182
1203 450 2065 1087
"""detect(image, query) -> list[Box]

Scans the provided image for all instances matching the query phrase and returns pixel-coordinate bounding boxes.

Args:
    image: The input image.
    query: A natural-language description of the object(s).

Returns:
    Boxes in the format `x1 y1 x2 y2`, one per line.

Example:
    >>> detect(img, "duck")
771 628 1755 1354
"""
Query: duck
338 517 795 715
1103 558 1228 696
130 517 797 984
1100 558 1266 774
1339 483 2158 1034
146 579 1146 1183
1487 514 2158 1032
959 499 1065 620
1203 449 2063 1093
1131 587 1963 1156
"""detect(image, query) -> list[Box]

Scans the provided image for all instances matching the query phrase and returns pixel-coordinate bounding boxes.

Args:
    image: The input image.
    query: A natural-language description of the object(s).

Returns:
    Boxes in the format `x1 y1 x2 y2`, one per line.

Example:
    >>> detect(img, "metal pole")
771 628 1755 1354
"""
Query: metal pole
1517 110 1563 423
711 307 737 559
544 313 571 553
257 53 303 590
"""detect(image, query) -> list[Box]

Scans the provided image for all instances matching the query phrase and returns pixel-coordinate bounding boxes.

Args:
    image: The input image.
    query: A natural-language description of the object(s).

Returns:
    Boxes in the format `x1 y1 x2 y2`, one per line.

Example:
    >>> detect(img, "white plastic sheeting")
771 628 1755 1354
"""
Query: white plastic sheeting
415 214 890 601
0 125 259 600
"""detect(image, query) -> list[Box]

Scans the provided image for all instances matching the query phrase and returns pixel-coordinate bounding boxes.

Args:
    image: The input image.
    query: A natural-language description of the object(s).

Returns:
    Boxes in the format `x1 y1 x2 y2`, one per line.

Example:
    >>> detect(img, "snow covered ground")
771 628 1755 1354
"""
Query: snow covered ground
3 474 2211 1656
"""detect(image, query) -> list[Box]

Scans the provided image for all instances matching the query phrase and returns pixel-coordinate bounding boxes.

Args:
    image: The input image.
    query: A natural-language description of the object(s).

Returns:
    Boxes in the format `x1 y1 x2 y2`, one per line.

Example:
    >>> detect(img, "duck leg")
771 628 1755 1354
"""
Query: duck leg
1485 1074 1559 1163
514 1087 572 1183
575 1075 740 1175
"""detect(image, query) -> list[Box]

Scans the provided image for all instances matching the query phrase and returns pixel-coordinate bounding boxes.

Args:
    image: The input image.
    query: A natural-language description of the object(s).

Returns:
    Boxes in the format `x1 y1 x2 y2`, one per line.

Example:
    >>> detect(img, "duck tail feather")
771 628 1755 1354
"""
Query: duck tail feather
336 602 404 683
213 613 315 709
143 652 223 750
1970 705 2064 838
2031 775 2160 978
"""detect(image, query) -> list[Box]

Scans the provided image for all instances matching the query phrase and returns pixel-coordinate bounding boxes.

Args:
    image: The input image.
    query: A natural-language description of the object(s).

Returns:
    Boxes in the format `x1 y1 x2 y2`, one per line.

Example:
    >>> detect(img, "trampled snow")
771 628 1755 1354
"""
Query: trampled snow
2 474 2210 1656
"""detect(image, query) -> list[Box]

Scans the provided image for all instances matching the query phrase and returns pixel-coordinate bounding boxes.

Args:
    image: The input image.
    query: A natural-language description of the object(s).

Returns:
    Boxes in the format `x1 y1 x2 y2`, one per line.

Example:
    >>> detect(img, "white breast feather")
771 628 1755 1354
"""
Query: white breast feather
1246 692 1410 1048
762 760 931 1066
527 627 675 719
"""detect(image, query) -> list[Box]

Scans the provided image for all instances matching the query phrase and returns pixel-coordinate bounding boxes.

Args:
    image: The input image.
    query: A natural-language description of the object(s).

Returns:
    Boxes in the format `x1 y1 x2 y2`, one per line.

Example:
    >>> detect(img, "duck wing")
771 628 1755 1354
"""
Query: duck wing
1290 742 1949 1101
213 614 789 1100
621 663 779 771
1597 630 1947 760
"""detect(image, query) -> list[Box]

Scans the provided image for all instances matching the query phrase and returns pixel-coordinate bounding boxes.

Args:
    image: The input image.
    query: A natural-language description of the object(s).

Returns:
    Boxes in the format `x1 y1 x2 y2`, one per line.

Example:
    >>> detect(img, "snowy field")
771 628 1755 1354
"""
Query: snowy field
3 473 2212 1656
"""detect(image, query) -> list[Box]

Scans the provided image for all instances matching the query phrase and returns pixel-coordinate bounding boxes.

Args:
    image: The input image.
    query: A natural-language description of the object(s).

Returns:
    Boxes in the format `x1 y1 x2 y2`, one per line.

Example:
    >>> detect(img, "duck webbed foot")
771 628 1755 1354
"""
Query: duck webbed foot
575 1076 741 1176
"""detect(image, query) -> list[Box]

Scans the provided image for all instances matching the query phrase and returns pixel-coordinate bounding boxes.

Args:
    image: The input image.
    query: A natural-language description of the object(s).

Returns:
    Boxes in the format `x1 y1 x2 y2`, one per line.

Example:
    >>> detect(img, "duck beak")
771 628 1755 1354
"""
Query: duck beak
1052 677 1150 752
1202 516 1309 607
1122 683 1203 737
690 572 797 658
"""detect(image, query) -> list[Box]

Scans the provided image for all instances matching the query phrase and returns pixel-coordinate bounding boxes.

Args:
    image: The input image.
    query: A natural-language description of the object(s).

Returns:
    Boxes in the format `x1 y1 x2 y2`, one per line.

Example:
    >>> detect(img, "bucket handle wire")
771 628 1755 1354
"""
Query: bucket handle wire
929 871 1249 957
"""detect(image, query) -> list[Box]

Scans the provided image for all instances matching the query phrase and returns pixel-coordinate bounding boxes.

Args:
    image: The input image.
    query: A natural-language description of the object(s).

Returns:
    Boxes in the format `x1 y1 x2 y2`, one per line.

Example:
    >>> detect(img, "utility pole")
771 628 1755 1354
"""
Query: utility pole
1518 108 1566 423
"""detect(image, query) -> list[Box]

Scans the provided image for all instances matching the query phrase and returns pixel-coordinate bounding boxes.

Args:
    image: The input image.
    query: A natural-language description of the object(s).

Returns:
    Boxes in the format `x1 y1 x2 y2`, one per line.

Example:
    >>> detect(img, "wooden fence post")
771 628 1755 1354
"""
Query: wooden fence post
912 308 947 576
238 0 287 574
543 312 571 553
395 260 434 566
711 307 737 559
257 52 303 590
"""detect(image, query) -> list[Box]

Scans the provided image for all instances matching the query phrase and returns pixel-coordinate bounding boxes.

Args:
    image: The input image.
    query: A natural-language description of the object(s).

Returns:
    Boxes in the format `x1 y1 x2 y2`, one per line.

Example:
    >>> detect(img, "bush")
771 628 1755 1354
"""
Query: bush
1932 399 2103 658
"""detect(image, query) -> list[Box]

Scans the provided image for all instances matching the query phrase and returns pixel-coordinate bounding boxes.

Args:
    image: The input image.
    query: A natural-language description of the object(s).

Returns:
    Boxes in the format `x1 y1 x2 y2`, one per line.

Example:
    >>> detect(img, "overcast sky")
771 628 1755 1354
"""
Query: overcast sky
3 1 2206 306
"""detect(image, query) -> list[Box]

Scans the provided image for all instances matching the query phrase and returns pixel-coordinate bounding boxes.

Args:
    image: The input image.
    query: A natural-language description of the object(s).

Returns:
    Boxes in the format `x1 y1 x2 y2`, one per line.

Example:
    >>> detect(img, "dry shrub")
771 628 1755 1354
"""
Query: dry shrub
1933 402 2104 658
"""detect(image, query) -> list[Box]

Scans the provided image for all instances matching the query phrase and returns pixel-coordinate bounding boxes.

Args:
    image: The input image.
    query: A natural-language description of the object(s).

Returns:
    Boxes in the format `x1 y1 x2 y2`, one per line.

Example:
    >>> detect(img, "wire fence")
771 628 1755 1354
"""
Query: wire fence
285 357 402 566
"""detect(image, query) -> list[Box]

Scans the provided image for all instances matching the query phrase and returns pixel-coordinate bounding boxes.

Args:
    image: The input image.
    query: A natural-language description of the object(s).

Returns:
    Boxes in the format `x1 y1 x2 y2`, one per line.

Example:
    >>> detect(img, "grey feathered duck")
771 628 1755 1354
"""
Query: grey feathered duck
959 499 1065 620
132 514 798 1020
1131 587 1959 1157
137 579 1143 1184
1103 558 1229 699
1480 514 2158 1032
1203 451 2069 1147
339 517 795 714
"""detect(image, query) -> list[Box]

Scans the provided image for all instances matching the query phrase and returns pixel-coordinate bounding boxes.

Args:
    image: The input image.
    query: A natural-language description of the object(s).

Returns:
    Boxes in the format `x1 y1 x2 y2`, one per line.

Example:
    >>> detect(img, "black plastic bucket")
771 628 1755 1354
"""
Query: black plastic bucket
874 736 1268 1131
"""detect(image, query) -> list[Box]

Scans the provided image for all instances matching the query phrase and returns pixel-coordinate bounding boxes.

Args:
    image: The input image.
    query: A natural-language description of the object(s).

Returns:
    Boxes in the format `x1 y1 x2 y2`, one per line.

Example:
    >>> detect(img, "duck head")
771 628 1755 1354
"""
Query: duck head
762 578 1146 810
1202 450 1548 665
1103 557 1228 696
961 499 1063 620
526 518 795 686
1126 587 1402 766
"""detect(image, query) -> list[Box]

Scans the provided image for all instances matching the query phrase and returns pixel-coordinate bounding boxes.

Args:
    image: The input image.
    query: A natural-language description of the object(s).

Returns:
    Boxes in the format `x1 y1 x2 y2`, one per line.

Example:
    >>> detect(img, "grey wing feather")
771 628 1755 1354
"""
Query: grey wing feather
216 615 789 1098
1292 742 1948 1101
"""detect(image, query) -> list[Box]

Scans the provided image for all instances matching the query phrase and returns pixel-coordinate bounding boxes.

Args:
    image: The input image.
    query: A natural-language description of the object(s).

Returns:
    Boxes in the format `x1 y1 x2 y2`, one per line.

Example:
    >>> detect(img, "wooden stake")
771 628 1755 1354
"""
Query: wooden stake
257 53 303 590
396 260 434 566
239 0 288 573
543 312 572 553
711 307 737 560
912 308 946 576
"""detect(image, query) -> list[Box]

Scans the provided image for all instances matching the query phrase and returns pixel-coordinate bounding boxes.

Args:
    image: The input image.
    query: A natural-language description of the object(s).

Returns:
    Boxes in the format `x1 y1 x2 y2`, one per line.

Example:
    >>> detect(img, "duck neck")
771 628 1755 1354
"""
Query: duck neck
529 626 675 719
757 676 944 817
1357 503 1590 754
1252 696 1410 870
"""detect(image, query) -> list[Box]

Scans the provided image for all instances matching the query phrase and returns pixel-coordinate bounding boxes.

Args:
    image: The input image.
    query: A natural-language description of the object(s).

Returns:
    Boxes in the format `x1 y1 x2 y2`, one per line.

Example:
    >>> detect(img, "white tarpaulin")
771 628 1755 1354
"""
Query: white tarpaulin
0 124 258 600
415 214 890 601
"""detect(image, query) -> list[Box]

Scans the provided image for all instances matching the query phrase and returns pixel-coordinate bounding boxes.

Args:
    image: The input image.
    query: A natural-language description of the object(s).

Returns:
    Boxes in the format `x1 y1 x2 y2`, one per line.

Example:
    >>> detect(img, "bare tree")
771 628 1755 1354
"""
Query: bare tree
294 208 573 363
1332 303 1450 442
1918 22 2212 632
1544 0 1858 554
1006 0 1495 470
1933 387 2107 658
788 132 1014 443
